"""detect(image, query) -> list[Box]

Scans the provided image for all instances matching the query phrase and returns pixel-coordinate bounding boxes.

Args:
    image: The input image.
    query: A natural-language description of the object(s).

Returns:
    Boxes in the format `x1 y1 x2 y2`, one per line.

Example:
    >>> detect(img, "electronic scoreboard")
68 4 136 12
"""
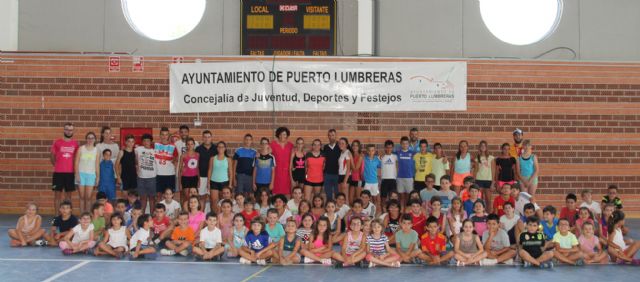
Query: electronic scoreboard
241 0 336 56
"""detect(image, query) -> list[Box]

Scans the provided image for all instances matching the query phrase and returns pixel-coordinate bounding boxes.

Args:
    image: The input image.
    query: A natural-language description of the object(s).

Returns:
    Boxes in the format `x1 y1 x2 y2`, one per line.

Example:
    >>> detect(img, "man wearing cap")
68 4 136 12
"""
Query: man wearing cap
509 129 524 158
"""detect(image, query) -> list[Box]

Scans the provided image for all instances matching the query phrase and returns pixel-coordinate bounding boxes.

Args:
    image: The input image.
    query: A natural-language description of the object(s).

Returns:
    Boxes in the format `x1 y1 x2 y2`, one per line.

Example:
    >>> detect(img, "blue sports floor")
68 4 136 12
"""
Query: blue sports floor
1 215 639 282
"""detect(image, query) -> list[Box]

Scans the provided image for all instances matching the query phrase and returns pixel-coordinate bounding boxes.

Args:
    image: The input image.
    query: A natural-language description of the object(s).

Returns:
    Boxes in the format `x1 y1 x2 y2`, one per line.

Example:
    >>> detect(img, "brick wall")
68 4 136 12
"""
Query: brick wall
1 55 639 215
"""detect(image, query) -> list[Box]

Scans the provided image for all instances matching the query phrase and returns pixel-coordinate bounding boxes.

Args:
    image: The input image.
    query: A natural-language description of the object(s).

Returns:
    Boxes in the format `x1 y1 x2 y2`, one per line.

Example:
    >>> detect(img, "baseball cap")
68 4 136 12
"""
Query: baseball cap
513 128 523 135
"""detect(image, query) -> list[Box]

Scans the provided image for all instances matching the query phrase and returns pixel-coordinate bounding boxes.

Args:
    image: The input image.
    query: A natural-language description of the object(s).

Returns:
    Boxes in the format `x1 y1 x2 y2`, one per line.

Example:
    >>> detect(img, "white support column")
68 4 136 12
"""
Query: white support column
357 0 374 56
0 0 19 51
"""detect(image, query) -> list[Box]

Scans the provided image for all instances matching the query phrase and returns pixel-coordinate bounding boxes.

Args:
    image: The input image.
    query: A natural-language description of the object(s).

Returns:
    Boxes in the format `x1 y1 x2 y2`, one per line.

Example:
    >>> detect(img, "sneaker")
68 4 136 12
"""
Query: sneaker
304 257 315 264
321 259 332 266
160 249 176 256
575 259 585 266
412 257 423 265
35 239 48 247
547 261 554 268
522 261 532 268
333 262 344 268
480 258 498 266
503 259 514 265
154 239 161 245
448 258 457 266
631 259 640 266
368 261 376 268
256 259 267 266
239 257 252 265
62 249 73 256
179 250 189 257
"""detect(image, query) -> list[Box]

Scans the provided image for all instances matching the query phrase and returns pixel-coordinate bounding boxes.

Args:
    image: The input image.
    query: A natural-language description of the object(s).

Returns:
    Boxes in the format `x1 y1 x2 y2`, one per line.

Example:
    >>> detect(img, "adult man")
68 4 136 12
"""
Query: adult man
397 128 430 154
509 128 524 158
175 125 199 156
155 127 178 202
50 123 79 212
195 130 215 202
322 129 341 200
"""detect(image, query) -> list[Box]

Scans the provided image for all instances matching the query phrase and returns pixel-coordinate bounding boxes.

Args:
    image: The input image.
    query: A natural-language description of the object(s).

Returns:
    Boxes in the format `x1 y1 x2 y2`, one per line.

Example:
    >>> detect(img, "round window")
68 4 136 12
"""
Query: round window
121 0 206 41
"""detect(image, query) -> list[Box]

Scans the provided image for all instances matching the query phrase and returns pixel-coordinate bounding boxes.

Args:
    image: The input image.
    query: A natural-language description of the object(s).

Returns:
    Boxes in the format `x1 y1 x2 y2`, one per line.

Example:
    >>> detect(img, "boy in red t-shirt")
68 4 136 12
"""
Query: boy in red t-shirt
559 193 579 227
417 216 454 265
493 183 515 217
408 199 426 237
240 199 259 229
152 203 171 245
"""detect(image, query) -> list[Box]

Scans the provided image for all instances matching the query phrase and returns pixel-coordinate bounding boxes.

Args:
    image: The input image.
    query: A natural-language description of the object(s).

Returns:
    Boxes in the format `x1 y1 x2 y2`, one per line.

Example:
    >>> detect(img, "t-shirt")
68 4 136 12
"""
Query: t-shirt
395 229 419 252
171 226 196 242
135 146 156 178
542 218 559 240
159 200 181 219
92 217 105 233
130 228 150 249
410 213 427 237
195 144 216 178
254 154 275 184
580 201 602 217
363 155 381 184
233 147 257 175
482 229 511 251
493 196 515 217
420 188 438 205
431 157 449 186
475 155 495 181
470 214 488 236
420 232 447 256
52 215 79 233
287 199 300 215
602 196 623 210
436 190 457 213
51 139 79 173
188 211 205 232
338 150 351 175
519 231 545 258
322 143 341 175
245 231 271 252
380 154 398 179
413 153 434 182
175 139 200 156
578 235 599 254
396 150 415 179
337 204 350 219
514 192 539 217
366 234 389 256
559 208 578 226
500 214 519 232
154 142 178 176
362 202 376 218
71 224 95 243
97 142 120 163
296 228 312 245
265 223 285 243
552 232 578 249
200 227 222 249
463 199 481 217
241 210 260 229
152 216 170 236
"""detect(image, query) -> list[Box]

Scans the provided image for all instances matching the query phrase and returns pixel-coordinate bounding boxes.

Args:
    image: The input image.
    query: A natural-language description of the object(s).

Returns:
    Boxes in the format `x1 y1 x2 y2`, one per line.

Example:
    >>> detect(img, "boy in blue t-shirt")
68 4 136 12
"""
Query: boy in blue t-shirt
99 149 116 201
363 144 382 214
542 205 559 241
233 134 257 196
463 185 482 217
239 218 275 265
253 137 275 191
395 136 415 211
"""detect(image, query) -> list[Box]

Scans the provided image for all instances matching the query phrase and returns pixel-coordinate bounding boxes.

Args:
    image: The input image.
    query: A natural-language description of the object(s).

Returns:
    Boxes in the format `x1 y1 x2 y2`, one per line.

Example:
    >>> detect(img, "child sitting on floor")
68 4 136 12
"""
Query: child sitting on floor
95 212 130 258
8 203 45 247
59 212 95 255
193 212 225 261
552 218 585 265
161 212 195 256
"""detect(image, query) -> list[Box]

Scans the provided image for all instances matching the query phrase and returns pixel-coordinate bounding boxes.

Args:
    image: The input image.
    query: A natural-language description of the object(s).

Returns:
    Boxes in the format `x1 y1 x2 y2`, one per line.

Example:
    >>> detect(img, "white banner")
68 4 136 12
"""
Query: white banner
169 60 467 113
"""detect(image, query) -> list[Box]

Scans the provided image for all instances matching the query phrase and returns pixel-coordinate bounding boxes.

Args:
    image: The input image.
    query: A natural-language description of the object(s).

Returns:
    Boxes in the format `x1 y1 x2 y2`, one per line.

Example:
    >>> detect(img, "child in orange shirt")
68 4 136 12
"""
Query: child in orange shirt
161 212 194 256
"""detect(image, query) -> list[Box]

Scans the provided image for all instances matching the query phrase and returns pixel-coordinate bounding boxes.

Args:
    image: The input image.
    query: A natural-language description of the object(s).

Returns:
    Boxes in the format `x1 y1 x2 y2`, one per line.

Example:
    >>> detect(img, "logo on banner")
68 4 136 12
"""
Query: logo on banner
408 69 456 102
109 56 120 72
132 56 144 72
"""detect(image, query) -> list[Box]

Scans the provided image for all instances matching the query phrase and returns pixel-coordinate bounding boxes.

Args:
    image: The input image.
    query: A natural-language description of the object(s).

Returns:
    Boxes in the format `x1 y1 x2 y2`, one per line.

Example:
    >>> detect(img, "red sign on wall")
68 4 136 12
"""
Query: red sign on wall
109 56 120 72
132 56 144 72
172 56 184 64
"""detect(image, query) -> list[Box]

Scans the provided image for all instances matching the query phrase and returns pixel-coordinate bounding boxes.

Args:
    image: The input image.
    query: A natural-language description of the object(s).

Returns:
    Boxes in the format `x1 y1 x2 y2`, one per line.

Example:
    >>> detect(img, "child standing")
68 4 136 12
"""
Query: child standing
239 218 275 265
129 214 156 259
193 212 225 260
515 140 539 195
98 149 116 201
413 139 433 191
380 140 398 207
304 139 326 201
349 140 364 205
116 134 138 195
8 203 45 247
95 212 130 258
451 140 473 195
178 138 200 204
279 219 302 265
431 143 450 190
396 136 415 211
253 138 275 192
454 220 487 266
552 218 585 265
366 219 401 268
59 212 95 255
210 141 233 213
233 134 257 197
161 212 195 256
474 140 495 209
363 144 382 212
494 143 516 188
75 132 100 213
290 138 307 195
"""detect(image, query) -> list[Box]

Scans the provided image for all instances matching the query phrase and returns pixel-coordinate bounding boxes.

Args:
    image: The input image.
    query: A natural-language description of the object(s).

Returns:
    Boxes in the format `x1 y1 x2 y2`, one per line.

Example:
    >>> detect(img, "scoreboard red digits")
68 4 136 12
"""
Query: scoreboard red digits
241 0 336 56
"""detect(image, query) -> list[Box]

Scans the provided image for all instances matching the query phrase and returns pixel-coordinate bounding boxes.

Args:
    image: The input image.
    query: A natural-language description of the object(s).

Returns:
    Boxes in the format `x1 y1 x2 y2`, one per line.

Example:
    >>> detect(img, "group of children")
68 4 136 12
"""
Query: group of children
8 178 640 268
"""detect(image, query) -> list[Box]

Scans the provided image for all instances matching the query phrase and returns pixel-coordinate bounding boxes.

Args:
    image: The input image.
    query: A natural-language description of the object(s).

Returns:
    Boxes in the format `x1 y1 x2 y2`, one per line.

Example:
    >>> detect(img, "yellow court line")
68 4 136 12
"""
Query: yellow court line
241 265 272 282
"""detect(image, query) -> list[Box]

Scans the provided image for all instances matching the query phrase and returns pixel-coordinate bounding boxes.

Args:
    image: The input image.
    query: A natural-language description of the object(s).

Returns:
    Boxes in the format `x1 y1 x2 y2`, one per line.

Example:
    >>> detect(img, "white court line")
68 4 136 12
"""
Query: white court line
42 260 90 282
